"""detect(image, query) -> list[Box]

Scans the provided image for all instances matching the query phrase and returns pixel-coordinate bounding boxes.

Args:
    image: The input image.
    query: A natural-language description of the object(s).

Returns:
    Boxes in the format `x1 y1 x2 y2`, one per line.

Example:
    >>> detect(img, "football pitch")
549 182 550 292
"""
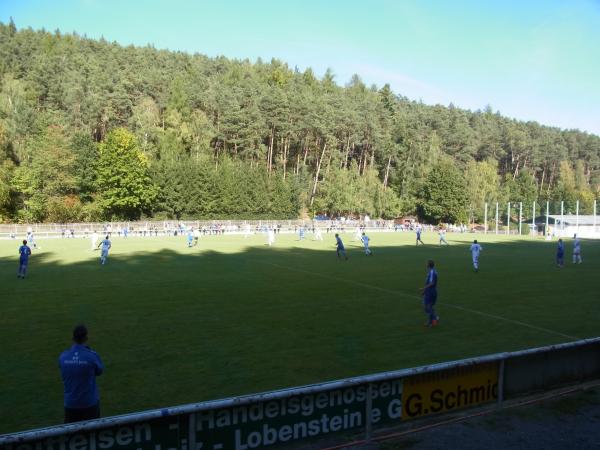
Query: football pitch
0 231 598 434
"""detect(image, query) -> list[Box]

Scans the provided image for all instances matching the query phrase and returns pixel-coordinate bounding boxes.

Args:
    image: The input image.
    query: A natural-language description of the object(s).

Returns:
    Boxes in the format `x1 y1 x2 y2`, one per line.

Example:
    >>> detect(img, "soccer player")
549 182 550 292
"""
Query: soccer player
439 228 449 246
573 234 582 264
26 230 38 249
354 227 362 242
243 223 252 238
267 227 275 246
420 260 439 327
314 227 323 241
416 225 425 245
299 227 305 240
98 235 111 265
91 231 99 250
556 239 565 268
17 240 32 279
335 233 348 260
470 239 482 271
361 232 372 255
187 229 194 248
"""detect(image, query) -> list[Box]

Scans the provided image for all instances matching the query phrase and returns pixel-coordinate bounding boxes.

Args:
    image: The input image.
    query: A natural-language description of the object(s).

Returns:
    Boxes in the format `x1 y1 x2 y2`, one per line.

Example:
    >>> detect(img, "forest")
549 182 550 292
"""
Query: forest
0 19 599 223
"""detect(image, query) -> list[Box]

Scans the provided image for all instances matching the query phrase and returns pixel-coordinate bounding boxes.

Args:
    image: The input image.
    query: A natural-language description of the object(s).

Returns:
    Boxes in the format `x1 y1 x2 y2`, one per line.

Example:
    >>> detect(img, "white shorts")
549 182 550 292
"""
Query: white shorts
101 249 109 258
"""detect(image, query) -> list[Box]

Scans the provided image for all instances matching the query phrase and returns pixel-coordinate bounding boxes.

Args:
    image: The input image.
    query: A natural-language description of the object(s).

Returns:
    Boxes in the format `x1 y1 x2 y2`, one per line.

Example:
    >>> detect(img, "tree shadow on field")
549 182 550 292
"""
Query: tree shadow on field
0 235 598 435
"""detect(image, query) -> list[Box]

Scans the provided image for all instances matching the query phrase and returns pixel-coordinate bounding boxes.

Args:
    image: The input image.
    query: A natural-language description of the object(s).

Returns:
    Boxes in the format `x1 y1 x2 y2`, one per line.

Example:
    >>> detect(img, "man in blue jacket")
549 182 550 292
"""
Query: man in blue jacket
59 325 104 423
420 260 439 327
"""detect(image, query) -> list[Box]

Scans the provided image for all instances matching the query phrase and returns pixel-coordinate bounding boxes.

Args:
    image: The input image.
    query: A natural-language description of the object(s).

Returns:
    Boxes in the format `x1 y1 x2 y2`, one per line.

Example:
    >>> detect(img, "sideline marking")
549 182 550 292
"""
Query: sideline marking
263 261 579 341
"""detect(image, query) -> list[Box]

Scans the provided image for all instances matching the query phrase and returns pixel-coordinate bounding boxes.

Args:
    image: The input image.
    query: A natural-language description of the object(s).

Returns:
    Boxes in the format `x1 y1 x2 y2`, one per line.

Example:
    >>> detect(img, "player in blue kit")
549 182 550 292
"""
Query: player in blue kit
17 240 32 279
416 226 425 245
556 239 565 267
420 260 439 327
335 234 348 260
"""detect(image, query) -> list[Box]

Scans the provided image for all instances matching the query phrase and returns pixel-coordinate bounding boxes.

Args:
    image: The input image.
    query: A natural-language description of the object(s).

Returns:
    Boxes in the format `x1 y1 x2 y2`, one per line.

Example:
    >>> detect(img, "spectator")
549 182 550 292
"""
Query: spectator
58 325 104 423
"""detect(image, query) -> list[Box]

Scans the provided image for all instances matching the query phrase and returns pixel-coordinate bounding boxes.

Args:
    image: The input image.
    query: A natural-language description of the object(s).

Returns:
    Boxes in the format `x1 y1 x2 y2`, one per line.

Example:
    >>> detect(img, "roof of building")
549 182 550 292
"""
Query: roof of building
546 215 599 225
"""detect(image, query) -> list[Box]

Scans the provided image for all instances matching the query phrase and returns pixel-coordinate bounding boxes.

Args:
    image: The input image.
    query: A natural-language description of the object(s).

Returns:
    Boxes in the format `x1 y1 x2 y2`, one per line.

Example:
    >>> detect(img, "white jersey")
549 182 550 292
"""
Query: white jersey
573 239 581 254
470 243 482 257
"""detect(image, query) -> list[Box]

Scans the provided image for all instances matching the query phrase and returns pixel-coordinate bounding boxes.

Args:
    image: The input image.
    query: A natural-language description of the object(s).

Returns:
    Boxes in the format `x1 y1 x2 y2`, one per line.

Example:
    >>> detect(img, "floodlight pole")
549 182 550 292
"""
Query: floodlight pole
495 202 499 235
576 200 580 233
545 201 550 237
484 202 488 234
594 200 597 234
561 201 564 236
506 202 510 235
532 201 536 236
519 202 522 235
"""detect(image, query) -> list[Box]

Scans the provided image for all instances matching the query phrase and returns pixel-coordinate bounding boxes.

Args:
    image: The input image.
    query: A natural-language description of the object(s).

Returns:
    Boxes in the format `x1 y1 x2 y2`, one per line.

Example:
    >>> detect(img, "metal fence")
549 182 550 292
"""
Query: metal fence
0 219 431 240
1 337 599 450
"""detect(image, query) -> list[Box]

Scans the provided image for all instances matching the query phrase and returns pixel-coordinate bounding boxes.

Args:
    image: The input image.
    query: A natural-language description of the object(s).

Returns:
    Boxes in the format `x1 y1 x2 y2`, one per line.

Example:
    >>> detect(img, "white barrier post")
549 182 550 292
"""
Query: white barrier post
576 200 580 233
561 201 564 235
545 201 550 237
519 202 522 235
594 200 597 234
484 202 488 234
532 201 536 235
495 202 499 235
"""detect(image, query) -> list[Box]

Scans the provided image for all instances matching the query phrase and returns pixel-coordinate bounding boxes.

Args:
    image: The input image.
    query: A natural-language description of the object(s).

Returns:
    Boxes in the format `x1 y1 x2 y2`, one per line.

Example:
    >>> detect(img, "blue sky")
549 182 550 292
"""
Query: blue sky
1 0 599 135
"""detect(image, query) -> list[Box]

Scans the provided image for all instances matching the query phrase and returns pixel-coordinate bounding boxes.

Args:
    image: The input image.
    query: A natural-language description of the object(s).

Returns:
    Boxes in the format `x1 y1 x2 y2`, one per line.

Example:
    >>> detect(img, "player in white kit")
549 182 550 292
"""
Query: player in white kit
361 232 372 255
98 235 111 265
91 231 99 250
573 234 582 264
469 239 482 272
314 227 323 241
267 227 275 246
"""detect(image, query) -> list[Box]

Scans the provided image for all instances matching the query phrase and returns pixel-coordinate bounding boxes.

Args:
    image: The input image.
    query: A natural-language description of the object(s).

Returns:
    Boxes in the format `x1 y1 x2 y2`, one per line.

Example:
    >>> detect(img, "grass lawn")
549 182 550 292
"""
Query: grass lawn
0 230 598 434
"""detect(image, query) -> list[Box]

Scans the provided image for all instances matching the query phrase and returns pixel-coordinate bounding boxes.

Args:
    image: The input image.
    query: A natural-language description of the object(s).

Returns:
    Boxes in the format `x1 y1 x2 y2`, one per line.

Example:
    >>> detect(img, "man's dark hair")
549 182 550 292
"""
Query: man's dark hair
427 260 435 268
73 325 88 344
474 240 478 244
22 240 27 245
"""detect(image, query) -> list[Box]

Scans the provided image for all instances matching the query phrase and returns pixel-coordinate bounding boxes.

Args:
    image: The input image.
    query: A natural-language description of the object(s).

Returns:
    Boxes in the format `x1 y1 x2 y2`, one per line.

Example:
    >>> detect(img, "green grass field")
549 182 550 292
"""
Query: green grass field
1 231 598 434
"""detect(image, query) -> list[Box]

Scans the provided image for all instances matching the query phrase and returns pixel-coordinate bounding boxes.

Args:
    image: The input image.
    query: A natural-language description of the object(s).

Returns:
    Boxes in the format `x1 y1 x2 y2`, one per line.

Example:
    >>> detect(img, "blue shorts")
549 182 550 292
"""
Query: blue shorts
424 292 437 305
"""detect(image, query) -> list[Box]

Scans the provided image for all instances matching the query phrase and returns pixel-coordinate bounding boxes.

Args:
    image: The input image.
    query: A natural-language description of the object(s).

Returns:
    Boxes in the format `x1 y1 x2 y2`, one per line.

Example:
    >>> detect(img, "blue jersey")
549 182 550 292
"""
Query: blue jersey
187 232 193 241
58 344 104 408
417 229 422 238
19 245 31 262
424 269 438 297
557 241 564 256
336 236 345 250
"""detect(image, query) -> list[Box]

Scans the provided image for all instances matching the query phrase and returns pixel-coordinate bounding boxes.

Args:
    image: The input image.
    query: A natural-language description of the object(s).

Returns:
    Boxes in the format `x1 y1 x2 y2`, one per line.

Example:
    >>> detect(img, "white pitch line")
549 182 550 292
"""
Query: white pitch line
263 261 579 341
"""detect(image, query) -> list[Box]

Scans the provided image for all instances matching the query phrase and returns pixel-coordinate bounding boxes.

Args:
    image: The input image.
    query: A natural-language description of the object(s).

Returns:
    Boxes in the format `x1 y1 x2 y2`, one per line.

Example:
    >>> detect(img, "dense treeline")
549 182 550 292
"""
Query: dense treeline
0 20 599 223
